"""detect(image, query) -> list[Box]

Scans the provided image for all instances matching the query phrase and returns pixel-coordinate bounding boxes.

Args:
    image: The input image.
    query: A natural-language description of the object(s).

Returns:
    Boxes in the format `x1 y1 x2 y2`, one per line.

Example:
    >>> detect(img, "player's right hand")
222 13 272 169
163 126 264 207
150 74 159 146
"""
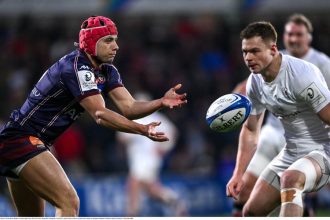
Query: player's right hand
145 121 169 142
226 175 244 200
162 84 187 109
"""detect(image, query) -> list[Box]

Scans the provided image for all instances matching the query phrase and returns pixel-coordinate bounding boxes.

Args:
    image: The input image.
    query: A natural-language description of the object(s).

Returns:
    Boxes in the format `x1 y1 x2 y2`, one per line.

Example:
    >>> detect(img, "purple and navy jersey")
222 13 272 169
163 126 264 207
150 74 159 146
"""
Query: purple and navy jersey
0 49 123 145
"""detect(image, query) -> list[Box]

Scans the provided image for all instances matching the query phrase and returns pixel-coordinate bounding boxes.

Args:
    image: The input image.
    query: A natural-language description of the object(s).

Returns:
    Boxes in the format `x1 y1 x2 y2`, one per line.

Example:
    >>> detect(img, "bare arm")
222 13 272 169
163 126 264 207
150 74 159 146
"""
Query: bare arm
80 94 169 142
226 111 264 199
108 84 187 119
233 112 264 176
317 102 330 125
233 78 248 95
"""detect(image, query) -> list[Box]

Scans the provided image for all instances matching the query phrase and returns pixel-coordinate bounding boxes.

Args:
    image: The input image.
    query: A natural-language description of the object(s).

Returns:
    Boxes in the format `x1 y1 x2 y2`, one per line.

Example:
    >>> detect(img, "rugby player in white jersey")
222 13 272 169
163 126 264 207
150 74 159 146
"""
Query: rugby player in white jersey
226 21 330 216
117 92 186 216
231 14 330 216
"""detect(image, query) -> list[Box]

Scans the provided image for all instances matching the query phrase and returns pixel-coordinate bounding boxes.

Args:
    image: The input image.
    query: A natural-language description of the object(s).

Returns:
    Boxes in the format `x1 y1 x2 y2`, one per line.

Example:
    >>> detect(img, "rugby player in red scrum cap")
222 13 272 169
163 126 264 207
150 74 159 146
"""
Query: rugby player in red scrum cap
0 15 187 217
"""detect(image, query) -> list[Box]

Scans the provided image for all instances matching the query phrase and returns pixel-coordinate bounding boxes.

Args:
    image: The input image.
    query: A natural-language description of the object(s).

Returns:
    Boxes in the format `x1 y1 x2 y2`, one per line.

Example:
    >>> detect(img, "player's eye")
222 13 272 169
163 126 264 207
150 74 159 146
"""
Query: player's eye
104 37 118 43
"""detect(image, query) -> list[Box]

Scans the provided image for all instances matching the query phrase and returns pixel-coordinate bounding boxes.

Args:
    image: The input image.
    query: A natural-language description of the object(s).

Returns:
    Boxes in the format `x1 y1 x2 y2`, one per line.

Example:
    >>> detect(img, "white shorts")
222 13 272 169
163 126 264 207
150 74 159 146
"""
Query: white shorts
261 143 330 192
246 123 286 176
128 148 161 183
7 161 29 181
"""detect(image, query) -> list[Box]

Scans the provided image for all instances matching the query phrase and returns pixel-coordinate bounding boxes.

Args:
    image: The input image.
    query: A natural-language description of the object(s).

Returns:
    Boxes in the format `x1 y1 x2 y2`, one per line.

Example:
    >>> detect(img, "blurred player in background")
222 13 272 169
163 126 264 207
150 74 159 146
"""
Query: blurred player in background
231 14 330 216
0 15 187 217
227 21 330 216
117 92 186 217
52 125 88 177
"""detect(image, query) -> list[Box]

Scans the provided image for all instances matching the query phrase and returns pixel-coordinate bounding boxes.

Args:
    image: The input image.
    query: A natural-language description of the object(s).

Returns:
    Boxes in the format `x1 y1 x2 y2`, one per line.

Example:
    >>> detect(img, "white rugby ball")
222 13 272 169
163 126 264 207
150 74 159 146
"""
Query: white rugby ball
206 93 251 132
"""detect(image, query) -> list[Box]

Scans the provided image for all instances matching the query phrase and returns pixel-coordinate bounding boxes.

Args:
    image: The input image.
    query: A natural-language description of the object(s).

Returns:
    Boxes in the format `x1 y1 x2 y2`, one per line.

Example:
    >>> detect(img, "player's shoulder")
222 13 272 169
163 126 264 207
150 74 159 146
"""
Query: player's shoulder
284 55 326 92
284 54 318 75
101 63 120 74
309 48 330 63
59 49 93 73
244 73 262 101
246 72 261 88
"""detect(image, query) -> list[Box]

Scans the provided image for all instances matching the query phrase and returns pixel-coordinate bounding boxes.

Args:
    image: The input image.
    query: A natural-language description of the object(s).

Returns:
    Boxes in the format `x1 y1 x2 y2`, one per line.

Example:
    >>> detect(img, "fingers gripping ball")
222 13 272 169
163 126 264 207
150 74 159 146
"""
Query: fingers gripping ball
79 16 118 56
206 93 251 132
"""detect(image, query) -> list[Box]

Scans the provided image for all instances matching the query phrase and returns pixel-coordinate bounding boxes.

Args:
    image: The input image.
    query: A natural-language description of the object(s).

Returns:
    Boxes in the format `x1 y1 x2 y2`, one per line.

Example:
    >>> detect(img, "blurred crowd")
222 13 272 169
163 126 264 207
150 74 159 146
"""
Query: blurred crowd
1 12 330 181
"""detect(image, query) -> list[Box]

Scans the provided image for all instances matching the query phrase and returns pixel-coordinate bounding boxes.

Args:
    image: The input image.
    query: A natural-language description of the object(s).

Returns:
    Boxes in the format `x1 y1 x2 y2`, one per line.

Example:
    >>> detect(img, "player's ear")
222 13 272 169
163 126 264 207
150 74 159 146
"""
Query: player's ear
308 33 313 44
270 44 277 56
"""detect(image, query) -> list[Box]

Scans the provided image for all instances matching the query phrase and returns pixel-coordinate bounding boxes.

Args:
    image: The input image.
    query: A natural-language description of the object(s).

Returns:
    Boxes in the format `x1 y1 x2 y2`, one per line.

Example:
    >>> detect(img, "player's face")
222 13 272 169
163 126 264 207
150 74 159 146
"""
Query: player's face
242 36 275 74
283 22 310 58
95 35 119 63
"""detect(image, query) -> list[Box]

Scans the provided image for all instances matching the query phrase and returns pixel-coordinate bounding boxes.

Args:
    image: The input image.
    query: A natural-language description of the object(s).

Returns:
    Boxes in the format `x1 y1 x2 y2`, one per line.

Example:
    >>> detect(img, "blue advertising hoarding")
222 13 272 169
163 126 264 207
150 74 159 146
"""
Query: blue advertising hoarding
0 174 232 217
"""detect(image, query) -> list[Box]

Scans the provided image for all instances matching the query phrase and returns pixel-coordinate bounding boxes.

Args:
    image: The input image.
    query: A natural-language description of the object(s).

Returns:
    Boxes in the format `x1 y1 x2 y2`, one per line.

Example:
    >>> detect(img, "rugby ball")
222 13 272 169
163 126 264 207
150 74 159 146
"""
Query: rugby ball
206 93 251 132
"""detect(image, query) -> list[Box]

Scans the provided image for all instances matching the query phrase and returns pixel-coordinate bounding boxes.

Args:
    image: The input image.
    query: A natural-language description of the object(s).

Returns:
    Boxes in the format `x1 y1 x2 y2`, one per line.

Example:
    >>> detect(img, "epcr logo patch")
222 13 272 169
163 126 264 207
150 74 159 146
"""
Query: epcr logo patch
300 82 326 106
307 88 314 99
84 72 92 81
77 70 97 92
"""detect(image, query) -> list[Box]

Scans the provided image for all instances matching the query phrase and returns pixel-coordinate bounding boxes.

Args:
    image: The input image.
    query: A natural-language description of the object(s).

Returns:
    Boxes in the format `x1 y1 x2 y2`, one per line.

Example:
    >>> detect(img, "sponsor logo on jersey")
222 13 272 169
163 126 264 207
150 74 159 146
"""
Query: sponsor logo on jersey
65 108 83 121
274 110 301 119
10 110 20 122
96 74 106 84
32 87 41 97
79 65 91 70
282 87 289 98
77 70 97 92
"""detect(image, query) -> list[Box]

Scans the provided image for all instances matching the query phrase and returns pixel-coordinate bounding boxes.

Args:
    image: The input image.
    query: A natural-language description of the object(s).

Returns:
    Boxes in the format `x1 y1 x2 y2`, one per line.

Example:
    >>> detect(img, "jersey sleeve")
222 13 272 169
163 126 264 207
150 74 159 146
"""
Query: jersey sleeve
294 63 330 113
103 65 124 94
317 56 330 89
246 74 266 115
61 62 100 101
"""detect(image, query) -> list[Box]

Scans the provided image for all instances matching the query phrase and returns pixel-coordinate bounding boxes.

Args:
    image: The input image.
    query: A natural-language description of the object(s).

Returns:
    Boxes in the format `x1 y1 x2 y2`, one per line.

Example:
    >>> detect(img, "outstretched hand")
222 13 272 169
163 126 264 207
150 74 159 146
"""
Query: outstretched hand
162 84 187 109
145 121 169 142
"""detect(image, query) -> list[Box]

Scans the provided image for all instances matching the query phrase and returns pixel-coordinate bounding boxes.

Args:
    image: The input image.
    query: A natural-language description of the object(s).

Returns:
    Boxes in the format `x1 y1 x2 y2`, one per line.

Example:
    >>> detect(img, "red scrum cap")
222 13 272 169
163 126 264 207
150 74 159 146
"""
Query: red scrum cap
79 16 118 56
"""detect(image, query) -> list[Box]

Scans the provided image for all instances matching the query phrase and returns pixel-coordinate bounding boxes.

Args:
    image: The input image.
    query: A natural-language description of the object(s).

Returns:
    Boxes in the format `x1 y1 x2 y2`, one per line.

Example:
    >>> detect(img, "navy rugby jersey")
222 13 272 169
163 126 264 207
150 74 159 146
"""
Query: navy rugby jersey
0 49 123 146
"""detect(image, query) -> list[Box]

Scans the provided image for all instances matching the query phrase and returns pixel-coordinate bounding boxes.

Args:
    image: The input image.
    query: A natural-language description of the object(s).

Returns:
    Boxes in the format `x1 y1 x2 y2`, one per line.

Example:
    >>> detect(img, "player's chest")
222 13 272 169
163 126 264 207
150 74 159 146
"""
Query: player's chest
258 83 301 115
94 71 108 92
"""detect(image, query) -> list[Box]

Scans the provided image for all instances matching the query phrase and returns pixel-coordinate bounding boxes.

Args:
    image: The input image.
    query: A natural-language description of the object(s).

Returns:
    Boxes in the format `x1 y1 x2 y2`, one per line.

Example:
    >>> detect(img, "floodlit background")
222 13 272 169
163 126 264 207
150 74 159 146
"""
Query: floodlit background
1 0 330 216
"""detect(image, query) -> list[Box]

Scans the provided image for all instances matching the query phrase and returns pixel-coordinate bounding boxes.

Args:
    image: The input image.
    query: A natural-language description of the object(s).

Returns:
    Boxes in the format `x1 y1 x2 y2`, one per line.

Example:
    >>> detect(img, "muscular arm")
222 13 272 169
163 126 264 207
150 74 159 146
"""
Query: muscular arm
80 94 169 142
108 87 163 119
226 111 264 199
80 94 147 134
233 112 264 177
233 78 248 95
317 102 330 125
108 84 187 120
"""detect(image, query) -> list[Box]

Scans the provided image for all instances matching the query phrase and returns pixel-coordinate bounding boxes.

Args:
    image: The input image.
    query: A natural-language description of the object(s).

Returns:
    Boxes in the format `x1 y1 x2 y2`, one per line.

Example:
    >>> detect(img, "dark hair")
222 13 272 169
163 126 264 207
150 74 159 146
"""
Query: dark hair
286 13 313 33
240 21 277 43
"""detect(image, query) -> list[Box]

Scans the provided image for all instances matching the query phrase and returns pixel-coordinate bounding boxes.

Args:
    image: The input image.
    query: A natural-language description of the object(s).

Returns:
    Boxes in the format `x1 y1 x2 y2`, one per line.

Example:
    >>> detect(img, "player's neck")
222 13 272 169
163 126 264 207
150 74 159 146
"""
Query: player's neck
86 53 102 69
262 53 282 83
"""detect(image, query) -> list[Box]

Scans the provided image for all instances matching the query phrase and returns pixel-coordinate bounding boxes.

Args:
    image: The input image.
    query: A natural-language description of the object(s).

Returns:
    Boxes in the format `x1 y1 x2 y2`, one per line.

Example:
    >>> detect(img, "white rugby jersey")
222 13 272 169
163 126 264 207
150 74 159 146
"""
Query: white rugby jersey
266 48 330 129
247 54 330 143
283 48 330 88
117 112 177 156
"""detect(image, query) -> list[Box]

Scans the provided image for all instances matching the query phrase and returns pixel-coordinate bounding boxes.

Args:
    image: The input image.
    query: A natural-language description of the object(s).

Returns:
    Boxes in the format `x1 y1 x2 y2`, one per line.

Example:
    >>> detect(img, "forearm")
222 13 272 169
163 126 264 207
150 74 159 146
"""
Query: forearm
124 99 163 119
233 125 258 177
95 108 147 135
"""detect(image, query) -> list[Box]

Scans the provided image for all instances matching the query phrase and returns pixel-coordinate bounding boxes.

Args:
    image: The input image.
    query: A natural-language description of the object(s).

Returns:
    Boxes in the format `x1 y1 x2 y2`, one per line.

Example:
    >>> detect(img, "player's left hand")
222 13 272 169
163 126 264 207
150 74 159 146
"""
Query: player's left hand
145 121 169 142
226 174 245 200
162 84 187 109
